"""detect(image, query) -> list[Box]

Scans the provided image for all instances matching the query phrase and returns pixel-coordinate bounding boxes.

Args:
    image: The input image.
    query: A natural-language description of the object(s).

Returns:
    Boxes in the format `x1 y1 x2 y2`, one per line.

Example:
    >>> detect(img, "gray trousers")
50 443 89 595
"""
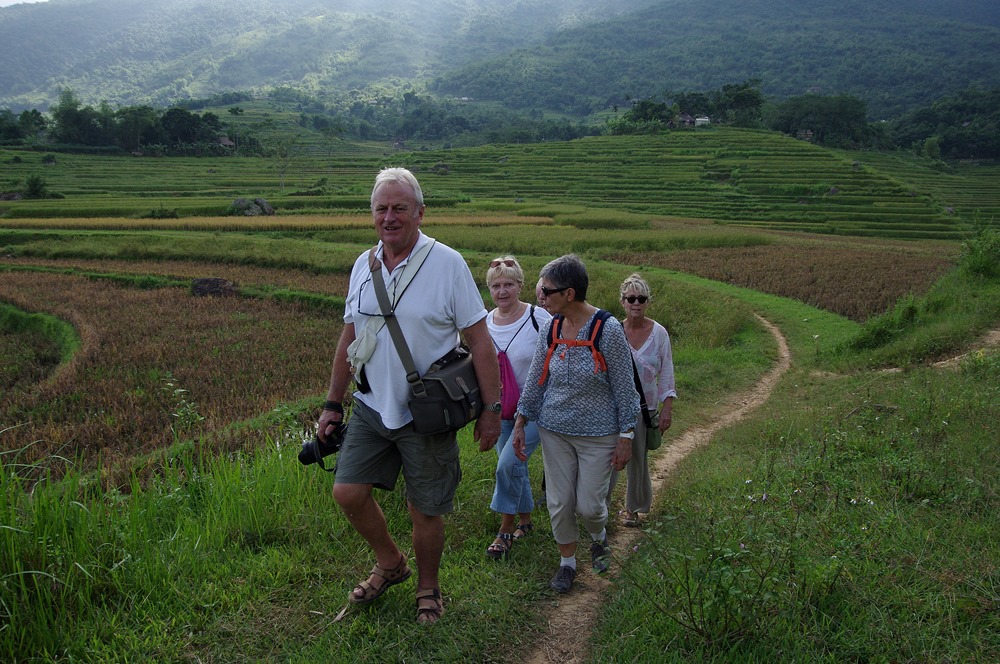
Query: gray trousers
539 427 618 545
607 409 654 514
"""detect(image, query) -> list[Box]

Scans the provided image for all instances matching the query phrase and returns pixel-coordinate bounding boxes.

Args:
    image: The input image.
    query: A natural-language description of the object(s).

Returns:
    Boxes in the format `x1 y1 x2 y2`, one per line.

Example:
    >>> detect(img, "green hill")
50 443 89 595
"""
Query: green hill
0 0 998 122
431 0 1000 120
0 0 653 110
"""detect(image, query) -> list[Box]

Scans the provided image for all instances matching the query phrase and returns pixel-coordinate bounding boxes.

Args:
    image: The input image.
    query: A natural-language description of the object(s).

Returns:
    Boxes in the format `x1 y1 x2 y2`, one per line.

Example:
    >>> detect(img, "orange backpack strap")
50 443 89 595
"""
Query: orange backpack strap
537 315 563 385
587 315 608 374
537 311 613 384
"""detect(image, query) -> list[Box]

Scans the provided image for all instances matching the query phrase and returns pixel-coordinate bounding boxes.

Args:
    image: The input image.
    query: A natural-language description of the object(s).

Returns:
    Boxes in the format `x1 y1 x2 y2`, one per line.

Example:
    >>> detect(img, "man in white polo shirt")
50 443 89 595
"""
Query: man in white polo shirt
317 167 501 625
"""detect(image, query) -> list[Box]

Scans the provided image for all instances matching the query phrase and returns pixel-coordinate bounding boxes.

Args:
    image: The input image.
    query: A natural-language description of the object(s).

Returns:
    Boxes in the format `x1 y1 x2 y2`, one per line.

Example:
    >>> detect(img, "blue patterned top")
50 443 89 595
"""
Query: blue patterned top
517 310 640 437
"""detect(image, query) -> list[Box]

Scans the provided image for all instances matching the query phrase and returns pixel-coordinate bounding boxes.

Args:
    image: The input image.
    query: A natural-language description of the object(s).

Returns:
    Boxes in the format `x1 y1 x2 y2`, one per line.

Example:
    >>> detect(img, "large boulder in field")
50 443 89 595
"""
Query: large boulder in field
191 278 238 297
227 197 275 216
253 197 275 215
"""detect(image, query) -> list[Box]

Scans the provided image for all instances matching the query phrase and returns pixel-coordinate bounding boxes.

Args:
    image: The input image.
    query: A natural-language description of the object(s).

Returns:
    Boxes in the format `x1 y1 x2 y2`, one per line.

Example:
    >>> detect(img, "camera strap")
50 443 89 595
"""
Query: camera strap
347 239 435 376
369 240 437 396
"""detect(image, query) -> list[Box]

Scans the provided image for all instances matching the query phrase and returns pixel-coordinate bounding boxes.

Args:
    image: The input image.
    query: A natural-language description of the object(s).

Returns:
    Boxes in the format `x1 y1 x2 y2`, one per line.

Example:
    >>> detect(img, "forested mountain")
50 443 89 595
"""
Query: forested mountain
0 0 655 111
431 0 1000 119
1 0 998 121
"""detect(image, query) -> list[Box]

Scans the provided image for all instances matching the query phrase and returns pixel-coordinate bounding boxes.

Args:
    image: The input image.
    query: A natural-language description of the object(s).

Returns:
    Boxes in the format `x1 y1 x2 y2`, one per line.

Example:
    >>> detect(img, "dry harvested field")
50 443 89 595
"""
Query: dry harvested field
0 270 342 483
0 225 958 483
613 236 958 321
1 257 352 295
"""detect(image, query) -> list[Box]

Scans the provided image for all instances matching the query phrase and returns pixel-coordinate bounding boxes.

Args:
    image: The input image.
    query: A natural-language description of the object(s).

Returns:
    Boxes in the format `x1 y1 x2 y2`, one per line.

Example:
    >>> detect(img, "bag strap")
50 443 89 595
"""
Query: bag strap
590 309 613 352
491 307 533 354
587 311 611 373
529 305 539 331
631 356 654 428
369 240 436 398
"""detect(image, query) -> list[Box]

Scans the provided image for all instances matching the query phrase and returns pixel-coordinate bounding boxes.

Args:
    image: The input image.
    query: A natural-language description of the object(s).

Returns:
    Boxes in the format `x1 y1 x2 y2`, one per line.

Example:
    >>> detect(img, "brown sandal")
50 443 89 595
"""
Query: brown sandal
486 532 513 560
415 588 445 624
348 553 411 605
512 523 534 540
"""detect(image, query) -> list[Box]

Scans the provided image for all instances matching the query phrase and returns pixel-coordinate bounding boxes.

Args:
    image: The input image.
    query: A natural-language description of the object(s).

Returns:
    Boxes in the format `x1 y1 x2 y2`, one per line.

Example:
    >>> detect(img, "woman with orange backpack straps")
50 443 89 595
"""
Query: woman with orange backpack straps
512 254 640 594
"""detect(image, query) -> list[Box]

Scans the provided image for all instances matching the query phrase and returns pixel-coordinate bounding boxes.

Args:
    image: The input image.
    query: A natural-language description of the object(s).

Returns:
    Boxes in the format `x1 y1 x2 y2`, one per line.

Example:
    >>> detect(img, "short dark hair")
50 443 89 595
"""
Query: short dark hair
540 254 588 301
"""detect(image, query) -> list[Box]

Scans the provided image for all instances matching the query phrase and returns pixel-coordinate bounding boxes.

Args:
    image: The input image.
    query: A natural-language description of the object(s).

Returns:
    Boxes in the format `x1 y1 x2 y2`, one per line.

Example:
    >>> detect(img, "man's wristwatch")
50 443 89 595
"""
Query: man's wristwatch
619 430 635 439
486 401 502 414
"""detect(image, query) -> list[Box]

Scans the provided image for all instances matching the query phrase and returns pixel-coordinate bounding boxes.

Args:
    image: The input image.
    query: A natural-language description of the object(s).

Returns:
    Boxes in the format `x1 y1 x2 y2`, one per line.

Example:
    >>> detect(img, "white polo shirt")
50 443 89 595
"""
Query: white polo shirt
344 232 487 429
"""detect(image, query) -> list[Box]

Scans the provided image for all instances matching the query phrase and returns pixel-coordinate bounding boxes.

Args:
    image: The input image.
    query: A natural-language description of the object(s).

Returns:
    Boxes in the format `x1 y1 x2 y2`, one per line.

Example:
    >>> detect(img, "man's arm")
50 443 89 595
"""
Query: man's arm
463 318 501 451
317 323 355 442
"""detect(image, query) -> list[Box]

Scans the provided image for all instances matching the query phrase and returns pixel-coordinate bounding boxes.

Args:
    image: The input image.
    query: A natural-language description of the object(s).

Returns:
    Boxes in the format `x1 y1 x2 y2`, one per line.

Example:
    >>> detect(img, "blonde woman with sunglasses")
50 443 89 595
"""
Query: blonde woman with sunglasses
484 256 551 560
608 273 676 528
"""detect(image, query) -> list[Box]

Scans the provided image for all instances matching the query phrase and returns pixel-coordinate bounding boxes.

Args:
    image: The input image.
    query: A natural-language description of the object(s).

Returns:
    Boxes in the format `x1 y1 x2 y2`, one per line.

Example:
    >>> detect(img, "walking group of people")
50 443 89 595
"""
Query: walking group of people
316 167 675 624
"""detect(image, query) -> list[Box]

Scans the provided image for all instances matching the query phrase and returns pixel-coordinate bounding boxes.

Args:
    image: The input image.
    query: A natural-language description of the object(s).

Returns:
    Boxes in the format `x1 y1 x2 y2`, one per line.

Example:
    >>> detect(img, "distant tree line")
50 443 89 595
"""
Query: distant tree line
2 84 997 160
888 88 1000 160
609 81 1000 159
0 87 596 154
606 80 767 134
0 90 265 156
286 87 598 145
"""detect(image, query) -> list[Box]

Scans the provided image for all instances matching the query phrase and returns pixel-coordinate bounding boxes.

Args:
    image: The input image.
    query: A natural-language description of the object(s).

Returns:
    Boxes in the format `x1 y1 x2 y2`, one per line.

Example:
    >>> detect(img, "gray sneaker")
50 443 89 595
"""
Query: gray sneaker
590 538 611 574
549 565 576 593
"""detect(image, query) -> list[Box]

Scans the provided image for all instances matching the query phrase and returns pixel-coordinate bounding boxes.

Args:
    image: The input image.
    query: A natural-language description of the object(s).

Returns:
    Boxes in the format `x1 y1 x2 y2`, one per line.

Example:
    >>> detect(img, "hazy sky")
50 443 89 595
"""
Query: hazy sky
0 0 48 6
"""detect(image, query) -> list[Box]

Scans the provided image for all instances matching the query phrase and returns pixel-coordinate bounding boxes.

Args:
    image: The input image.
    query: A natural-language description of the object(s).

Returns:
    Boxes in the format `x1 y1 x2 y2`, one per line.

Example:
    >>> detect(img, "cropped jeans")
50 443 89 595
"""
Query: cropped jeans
490 418 542 515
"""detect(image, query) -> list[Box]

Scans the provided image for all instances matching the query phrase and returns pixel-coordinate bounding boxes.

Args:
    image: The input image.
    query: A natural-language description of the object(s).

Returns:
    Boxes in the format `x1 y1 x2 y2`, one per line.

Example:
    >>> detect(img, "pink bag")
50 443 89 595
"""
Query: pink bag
498 349 520 420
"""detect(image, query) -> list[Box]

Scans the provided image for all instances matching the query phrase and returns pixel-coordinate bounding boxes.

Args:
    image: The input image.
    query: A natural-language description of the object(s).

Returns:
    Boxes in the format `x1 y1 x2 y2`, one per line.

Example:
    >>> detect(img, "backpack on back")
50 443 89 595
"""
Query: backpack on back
537 309 613 385
494 305 540 420
497 350 520 419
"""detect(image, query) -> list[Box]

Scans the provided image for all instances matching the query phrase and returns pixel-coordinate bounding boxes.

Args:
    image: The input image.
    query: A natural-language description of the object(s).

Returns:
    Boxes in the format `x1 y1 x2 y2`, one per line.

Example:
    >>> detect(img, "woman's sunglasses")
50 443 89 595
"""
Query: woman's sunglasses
624 295 648 304
540 285 568 297
490 259 516 268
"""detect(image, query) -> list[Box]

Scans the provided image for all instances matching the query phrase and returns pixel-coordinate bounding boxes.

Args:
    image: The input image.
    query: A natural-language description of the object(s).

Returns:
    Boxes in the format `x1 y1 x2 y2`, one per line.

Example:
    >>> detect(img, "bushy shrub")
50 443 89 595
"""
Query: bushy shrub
140 206 179 219
24 174 47 199
850 293 920 350
960 221 1000 278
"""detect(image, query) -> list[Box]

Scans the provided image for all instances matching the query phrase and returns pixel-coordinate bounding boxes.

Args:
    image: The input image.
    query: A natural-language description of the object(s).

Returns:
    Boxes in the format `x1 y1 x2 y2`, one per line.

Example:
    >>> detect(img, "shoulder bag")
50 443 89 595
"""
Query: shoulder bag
632 358 661 450
369 246 482 435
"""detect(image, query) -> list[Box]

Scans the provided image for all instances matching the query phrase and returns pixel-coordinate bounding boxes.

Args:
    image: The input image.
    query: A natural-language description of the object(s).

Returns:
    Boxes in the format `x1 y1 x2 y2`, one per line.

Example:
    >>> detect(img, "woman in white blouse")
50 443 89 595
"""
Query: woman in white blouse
609 273 676 527
484 256 551 559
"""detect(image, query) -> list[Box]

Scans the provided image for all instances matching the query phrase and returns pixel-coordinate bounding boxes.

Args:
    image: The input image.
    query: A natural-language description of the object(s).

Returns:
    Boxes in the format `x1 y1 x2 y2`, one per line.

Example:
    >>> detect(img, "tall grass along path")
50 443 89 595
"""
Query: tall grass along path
524 315 792 664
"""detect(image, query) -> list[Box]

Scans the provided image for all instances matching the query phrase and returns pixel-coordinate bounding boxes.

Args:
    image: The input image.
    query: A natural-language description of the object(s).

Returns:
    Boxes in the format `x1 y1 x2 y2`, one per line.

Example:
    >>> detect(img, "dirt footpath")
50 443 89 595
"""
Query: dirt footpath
523 315 792 664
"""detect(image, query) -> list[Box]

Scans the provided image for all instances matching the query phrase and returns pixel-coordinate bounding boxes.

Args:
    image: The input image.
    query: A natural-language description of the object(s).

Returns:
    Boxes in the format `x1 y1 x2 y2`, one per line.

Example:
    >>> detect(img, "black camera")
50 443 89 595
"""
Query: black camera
298 423 346 471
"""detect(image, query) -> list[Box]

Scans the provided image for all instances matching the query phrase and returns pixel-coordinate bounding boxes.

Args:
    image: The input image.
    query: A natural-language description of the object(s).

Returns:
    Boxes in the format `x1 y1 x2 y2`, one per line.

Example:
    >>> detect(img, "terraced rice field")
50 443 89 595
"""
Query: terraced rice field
392 129 968 238
2 128 988 240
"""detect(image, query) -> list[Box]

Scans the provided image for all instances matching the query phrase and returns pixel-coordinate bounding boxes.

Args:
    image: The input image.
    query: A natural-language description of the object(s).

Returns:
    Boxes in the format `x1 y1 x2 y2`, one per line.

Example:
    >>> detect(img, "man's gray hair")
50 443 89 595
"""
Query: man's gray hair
371 167 424 207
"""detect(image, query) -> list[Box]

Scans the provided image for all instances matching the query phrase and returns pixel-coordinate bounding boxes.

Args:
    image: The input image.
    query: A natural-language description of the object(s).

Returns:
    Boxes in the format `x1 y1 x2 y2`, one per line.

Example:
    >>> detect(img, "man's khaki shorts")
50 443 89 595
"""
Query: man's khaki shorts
335 399 462 516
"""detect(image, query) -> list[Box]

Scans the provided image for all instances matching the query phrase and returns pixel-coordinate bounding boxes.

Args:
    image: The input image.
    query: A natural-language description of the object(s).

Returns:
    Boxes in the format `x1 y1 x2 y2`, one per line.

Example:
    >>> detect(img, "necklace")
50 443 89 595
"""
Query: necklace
494 302 524 323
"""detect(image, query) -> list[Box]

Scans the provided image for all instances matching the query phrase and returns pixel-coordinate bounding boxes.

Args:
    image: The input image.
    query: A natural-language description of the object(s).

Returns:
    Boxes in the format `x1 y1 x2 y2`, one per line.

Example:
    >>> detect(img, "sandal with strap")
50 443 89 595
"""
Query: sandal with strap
416 588 445 625
512 523 534 540
348 553 411 605
485 532 513 560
